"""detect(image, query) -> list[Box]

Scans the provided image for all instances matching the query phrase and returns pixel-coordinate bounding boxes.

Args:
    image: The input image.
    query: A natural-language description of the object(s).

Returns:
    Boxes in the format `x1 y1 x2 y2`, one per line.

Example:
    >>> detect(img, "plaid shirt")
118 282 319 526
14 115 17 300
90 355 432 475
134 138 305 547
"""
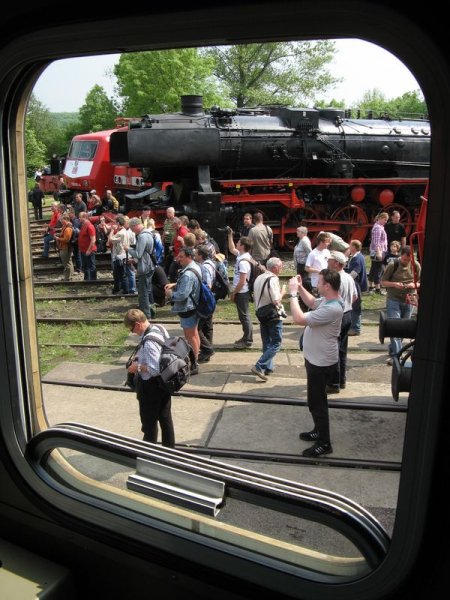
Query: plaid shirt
370 222 388 253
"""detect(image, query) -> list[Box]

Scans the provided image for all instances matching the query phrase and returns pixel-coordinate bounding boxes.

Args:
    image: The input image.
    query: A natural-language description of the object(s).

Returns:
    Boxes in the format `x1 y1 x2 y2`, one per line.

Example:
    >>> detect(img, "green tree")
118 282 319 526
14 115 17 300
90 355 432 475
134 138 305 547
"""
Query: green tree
78 85 119 132
314 98 346 109
26 94 65 159
25 121 46 177
114 49 227 116
206 41 340 108
352 88 428 119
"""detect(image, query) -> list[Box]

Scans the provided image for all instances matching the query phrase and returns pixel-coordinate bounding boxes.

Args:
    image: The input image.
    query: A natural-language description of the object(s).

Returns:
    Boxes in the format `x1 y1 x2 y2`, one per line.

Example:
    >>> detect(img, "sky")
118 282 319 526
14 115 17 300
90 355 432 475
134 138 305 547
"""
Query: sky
32 39 421 113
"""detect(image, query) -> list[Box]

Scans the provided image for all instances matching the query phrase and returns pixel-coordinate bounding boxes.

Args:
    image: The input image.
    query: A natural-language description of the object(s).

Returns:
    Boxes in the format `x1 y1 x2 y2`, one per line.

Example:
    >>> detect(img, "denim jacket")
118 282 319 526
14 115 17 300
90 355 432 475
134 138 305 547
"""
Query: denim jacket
171 263 201 313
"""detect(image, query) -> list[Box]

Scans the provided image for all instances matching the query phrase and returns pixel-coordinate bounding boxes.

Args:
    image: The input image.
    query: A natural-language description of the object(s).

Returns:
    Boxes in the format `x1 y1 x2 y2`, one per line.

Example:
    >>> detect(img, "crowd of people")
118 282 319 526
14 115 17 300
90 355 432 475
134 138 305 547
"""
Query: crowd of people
35 200 420 453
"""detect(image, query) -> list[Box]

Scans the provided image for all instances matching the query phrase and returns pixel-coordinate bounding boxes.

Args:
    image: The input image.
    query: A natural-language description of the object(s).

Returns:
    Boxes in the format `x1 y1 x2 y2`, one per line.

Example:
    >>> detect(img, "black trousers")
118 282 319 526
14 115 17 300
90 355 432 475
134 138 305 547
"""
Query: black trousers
136 376 175 447
305 359 336 444
329 310 352 387
199 314 214 354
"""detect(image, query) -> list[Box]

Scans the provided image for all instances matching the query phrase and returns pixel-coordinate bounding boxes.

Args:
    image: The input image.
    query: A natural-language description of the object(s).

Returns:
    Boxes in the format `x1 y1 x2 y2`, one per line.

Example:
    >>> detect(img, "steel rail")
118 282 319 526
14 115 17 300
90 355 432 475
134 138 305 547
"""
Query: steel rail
41 377 407 412
27 422 390 570
175 444 401 471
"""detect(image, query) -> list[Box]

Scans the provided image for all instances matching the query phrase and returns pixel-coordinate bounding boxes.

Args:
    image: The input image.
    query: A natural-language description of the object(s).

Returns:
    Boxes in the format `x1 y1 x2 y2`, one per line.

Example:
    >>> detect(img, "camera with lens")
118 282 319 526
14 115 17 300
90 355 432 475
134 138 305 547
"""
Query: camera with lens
277 305 288 319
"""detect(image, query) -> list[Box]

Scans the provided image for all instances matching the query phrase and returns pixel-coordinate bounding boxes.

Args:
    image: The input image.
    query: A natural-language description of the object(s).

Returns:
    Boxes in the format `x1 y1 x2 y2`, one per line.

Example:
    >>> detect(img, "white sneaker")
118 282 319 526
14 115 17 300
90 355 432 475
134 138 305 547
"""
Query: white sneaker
251 367 268 381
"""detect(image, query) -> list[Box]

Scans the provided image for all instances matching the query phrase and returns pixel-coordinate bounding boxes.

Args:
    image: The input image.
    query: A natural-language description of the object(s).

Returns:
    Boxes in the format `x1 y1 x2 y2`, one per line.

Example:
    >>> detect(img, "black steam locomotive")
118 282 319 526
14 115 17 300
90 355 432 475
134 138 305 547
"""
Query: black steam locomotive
110 95 430 249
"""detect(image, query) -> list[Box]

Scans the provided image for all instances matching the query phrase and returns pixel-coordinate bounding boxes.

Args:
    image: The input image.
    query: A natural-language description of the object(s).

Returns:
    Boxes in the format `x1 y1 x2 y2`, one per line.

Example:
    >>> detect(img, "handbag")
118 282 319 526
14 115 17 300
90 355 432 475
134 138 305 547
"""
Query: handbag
125 353 138 390
255 276 279 324
255 302 279 323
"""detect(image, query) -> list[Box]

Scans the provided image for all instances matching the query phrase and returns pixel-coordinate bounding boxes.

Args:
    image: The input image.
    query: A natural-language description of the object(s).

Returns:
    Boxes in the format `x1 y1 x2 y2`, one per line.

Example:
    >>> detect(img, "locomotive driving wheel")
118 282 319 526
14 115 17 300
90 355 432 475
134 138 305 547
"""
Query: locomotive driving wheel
283 206 321 250
330 204 369 243
383 203 413 237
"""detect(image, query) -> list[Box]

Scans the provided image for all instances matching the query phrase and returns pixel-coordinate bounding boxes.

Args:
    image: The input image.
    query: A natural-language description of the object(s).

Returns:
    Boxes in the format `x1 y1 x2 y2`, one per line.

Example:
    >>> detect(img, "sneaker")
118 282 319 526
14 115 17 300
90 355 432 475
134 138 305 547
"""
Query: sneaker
198 351 215 364
234 340 252 349
264 370 273 376
326 385 340 394
348 329 360 336
251 367 268 382
302 442 333 457
386 358 393 366
190 363 199 376
299 430 320 441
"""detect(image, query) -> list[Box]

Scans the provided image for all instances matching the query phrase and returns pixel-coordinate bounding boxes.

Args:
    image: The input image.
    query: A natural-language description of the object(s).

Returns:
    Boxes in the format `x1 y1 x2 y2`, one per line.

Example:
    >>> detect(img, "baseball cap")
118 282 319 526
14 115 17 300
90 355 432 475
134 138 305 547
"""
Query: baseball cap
328 250 347 265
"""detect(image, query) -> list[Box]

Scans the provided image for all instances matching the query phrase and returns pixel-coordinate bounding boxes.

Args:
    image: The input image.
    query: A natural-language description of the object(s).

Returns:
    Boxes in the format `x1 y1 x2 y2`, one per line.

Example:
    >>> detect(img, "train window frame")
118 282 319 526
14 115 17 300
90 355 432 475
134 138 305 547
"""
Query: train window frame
1 2 449 598
67 140 99 161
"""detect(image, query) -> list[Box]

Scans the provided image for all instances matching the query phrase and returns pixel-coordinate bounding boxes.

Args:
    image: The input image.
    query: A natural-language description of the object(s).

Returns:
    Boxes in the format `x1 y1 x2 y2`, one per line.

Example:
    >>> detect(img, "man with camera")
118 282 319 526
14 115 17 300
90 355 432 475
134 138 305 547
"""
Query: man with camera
251 257 286 381
288 269 344 457
381 245 421 365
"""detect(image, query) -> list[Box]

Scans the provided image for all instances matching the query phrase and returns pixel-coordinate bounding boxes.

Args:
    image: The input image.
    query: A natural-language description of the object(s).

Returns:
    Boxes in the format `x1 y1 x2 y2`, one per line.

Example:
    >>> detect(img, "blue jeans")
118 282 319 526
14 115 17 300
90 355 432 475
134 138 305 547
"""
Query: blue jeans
42 233 54 257
255 320 283 373
386 297 413 356
126 263 136 293
81 252 97 280
137 270 154 318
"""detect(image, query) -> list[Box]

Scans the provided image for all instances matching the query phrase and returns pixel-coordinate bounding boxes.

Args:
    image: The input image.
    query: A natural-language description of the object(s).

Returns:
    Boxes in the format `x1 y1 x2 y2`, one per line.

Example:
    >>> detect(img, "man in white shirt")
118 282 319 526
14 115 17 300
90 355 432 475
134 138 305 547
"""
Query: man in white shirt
305 232 332 293
227 230 253 348
251 257 286 381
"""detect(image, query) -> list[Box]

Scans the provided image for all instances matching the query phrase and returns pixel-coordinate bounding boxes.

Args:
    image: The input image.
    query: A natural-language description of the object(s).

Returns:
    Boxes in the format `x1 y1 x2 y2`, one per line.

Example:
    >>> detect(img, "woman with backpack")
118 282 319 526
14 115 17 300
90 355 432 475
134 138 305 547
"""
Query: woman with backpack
164 247 202 375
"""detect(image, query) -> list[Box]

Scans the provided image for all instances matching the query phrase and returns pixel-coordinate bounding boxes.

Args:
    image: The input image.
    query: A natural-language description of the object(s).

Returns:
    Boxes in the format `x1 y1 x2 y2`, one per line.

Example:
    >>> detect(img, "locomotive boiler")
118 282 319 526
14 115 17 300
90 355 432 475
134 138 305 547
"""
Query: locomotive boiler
110 95 430 250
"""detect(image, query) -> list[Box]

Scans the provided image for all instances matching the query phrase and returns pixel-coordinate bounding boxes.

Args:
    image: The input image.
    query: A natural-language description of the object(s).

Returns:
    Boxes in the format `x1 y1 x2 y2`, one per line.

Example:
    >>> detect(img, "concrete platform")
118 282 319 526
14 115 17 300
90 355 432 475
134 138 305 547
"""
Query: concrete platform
41 311 406 541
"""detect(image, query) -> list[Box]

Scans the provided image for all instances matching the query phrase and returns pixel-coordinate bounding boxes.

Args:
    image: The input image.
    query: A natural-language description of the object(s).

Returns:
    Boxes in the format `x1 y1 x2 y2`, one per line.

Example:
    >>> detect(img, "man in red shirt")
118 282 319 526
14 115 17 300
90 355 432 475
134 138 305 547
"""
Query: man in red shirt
78 212 97 280
41 202 61 257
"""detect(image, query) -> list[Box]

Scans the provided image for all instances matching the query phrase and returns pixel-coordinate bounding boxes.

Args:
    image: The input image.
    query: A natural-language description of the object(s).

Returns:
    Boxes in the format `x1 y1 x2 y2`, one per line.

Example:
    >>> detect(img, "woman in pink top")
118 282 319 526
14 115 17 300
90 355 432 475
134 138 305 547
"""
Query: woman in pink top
368 212 388 293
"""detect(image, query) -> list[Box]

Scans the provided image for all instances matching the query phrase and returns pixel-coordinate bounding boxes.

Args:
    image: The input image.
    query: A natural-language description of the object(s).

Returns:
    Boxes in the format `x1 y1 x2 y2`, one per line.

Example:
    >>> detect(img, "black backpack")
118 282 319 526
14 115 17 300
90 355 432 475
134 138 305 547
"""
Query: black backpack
239 258 266 302
125 325 194 394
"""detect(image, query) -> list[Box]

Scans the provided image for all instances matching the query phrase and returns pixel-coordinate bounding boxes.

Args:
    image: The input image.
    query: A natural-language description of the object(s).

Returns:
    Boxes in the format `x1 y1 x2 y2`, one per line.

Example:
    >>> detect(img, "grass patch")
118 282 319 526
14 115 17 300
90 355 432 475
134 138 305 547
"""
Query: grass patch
38 322 130 376
38 321 128 345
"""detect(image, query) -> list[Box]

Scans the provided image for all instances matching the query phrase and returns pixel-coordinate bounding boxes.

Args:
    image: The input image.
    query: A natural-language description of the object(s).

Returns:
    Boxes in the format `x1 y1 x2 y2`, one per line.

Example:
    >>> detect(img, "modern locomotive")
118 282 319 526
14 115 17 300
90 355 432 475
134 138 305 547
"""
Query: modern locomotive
110 94 430 249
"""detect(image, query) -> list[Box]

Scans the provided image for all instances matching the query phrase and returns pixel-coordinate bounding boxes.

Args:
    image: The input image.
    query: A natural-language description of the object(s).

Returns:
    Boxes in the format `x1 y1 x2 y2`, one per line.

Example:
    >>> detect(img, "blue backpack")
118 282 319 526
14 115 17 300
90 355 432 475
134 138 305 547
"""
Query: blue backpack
186 268 216 318
150 231 164 266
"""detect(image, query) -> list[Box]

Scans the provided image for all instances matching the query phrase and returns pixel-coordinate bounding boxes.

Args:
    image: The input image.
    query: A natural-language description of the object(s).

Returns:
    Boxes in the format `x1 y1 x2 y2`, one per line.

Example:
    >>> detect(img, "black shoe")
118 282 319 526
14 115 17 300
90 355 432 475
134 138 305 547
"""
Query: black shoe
299 430 320 441
190 363 199 376
347 329 360 336
326 385 340 394
340 383 346 389
198 352 214 363
302 442 333 457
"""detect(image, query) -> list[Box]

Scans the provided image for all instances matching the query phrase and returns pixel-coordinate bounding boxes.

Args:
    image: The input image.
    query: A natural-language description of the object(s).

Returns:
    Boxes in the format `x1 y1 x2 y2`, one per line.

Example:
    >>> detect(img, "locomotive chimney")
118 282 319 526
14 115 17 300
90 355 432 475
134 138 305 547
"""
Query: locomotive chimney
181 95 204 116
